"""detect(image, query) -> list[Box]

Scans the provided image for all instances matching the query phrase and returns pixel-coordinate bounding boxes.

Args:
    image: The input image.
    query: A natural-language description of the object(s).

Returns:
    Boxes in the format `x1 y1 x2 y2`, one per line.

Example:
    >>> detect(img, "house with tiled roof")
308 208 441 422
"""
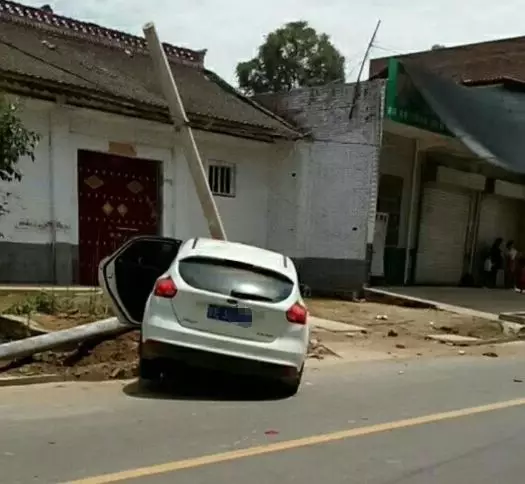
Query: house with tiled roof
0 1 386 294
369 36 525 83
0 1 309 285
364 38 525 289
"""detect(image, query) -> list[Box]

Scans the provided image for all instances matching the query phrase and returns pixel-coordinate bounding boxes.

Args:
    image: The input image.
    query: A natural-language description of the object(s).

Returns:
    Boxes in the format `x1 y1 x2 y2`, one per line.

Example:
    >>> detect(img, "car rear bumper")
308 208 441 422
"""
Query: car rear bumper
141 315 308 373
141 340 302 380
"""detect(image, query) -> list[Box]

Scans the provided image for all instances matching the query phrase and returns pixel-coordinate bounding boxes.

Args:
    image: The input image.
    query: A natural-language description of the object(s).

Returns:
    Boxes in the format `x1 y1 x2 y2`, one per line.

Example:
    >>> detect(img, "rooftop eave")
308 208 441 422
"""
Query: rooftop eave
0 73 301 142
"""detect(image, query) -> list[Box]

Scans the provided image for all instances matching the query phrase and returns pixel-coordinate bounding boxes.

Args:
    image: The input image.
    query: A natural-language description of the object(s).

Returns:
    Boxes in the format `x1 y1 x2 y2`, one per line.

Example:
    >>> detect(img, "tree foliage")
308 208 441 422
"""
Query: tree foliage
236 21 345 95
0 95 39 183
0 95 39 231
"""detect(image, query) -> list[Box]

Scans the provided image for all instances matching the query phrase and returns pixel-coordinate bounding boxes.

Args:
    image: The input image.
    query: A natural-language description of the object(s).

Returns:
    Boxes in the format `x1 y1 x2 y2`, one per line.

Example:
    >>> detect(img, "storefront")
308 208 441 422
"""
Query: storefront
376 58 525 286
415 184 471 284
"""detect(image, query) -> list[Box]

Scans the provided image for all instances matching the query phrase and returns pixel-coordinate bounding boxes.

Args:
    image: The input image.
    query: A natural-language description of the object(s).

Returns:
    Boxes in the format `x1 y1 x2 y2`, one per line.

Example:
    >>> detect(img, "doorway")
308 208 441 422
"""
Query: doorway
77 150 161 286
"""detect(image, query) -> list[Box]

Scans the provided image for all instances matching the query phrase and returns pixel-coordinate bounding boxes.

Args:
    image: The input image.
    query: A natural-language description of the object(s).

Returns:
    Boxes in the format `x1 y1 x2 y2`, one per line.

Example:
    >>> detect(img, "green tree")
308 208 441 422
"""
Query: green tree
0 95 39 183
236 21 345 95
0 95 39 224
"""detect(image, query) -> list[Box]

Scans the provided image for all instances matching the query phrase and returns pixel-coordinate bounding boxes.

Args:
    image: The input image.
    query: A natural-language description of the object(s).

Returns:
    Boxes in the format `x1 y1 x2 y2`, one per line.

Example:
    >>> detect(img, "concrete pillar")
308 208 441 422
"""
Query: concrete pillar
48 104 74 284
404 140 421 285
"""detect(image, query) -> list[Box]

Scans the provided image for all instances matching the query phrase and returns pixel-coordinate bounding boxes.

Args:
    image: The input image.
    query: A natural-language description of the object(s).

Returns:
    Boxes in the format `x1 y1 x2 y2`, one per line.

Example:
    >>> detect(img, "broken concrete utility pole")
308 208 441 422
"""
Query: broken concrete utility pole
143 22 227 240
0 318 133 362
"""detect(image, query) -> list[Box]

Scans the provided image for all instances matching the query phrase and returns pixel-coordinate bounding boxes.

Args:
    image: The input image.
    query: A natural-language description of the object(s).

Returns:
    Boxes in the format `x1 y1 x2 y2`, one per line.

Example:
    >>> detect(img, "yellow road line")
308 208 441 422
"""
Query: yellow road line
68 396 525 484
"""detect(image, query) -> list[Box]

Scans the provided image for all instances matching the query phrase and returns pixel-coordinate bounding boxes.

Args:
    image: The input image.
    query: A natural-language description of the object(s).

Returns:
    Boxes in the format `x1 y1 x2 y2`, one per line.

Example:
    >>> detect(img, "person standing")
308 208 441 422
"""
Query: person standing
486 238 503 288
504 240 518 289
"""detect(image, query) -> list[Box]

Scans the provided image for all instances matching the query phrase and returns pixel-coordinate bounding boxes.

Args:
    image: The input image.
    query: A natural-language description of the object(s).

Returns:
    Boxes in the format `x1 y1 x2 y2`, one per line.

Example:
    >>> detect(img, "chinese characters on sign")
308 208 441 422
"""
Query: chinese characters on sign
385 59 451 136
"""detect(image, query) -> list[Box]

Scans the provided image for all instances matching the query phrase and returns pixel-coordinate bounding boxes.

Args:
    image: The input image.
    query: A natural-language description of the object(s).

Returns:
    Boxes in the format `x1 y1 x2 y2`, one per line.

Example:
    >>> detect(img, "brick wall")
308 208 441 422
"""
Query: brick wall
256 80 385 293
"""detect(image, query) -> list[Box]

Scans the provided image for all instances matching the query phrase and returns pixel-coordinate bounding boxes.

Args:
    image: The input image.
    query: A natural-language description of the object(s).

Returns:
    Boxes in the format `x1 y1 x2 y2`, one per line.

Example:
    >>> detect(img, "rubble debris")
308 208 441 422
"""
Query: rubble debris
307 338 340 360
425 334 481 345
0 332 340 380
0 331 140 381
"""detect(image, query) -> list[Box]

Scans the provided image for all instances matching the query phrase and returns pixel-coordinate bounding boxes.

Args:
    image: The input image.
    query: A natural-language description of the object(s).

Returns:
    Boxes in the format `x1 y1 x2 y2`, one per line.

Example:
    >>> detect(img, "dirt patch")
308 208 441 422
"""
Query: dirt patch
307 299 512 360
1 330 337 381
0 295 517 382
0 291 113 335
1 331 139 381
308 299 502 339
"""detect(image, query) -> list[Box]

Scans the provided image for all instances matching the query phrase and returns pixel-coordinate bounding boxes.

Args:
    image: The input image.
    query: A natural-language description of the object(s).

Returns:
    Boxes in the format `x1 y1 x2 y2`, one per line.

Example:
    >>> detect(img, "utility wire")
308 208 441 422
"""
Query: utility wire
0 37 103 89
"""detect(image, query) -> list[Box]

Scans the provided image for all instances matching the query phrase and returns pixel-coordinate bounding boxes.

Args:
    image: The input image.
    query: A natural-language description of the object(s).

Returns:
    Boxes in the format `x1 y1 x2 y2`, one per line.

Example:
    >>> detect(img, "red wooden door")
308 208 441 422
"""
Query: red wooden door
77 150 160 286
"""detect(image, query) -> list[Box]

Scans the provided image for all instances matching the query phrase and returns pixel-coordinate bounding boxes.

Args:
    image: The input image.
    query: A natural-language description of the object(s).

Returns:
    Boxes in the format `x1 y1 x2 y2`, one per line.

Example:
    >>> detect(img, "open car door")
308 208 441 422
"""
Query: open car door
99 236 183 325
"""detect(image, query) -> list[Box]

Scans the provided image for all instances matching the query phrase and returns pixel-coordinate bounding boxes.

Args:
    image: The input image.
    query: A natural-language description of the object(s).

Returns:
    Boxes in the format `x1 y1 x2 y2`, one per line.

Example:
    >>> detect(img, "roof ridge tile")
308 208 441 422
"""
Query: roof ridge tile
0 0 205 67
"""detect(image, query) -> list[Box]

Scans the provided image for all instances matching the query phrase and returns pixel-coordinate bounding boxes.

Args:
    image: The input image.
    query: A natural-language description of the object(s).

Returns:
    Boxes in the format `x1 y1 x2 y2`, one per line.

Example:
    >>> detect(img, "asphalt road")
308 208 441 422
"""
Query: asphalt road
2 355 525 484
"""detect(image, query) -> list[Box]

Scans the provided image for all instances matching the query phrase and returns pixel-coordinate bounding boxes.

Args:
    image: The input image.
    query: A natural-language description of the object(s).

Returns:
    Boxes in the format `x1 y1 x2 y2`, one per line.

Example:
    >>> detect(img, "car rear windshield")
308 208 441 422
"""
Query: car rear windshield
178 257 294 303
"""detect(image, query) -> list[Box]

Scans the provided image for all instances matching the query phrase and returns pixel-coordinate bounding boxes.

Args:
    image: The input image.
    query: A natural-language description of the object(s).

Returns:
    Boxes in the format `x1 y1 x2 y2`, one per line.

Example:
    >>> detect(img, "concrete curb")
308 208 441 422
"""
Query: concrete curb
364 287 501 321
0 314 50 339
499 312 525 323
497 313 525 337
0 374 63 387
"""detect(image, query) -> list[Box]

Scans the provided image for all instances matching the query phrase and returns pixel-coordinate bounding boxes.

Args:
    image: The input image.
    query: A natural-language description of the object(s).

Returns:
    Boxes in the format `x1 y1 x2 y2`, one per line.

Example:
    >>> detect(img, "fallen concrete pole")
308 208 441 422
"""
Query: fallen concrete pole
0 317 134 361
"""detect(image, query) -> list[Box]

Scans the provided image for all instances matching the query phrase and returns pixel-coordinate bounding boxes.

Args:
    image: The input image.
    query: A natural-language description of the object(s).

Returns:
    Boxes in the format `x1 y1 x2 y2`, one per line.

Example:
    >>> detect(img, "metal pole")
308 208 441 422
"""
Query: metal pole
349 20 381 120
142 23 227 240
403 140 420 285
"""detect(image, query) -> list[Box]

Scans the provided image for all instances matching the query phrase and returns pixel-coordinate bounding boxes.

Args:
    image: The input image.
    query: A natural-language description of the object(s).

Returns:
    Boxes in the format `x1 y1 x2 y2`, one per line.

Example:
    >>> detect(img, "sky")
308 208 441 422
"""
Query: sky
21 0 525 85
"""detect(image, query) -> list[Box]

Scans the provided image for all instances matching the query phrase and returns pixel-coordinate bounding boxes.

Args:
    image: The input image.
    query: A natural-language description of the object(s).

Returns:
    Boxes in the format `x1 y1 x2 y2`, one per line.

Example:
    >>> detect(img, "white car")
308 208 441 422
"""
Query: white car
99 236 309 396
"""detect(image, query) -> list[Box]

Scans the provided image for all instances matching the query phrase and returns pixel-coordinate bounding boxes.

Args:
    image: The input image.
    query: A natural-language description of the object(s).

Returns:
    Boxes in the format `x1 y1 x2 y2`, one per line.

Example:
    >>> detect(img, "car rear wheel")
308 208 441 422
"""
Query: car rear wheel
138 340 163 388
276 364 304 398
138 358 163 391
139 357 162 381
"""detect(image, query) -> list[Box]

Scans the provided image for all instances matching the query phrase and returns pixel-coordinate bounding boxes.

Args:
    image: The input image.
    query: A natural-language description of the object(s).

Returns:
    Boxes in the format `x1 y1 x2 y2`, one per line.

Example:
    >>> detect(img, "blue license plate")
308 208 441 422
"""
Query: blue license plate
207 305 252 327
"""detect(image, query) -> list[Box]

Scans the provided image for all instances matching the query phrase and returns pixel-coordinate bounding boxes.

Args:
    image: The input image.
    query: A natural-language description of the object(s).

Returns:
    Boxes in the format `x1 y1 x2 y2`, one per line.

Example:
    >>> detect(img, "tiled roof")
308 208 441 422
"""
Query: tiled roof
369 36 525 83
0 1 300 139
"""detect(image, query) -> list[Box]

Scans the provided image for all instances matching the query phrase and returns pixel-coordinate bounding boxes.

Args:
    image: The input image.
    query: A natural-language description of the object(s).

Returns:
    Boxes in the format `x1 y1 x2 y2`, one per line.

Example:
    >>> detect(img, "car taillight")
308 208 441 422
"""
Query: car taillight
286 303 307 325
153 277 177 298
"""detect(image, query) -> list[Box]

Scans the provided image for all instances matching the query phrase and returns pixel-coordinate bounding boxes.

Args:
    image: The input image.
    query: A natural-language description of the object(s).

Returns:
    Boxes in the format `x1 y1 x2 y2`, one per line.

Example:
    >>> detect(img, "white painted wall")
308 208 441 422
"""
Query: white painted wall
378 131 416 247
173 131 277 248
0 97 285 260
300 141 377 260
0 99 54 244
266 141 302 257
258 80 384 262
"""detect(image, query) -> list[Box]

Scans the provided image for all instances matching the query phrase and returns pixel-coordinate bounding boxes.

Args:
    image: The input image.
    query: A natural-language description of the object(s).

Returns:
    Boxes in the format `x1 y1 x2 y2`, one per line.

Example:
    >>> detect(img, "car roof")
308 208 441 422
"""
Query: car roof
177 238 296 278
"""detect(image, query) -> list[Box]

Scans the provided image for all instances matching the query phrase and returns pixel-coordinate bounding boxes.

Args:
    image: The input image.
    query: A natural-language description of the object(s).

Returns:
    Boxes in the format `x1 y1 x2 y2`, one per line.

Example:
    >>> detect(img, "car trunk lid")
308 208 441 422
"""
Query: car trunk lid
169 256 294 343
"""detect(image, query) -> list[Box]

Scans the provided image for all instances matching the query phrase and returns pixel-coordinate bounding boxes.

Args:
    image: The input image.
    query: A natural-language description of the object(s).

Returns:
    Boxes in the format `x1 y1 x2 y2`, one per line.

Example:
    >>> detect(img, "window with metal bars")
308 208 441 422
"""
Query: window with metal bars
208 162 235 197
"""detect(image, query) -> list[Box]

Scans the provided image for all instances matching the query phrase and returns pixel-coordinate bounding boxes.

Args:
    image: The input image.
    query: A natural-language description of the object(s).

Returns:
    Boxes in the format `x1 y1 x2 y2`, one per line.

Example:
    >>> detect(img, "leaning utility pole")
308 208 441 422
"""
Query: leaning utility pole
142 23 227 240
348 19 381 120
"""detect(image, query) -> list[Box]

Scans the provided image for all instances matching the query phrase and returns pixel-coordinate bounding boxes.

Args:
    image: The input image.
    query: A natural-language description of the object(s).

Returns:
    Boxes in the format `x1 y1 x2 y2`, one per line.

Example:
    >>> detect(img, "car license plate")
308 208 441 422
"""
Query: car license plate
207 305 252 327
